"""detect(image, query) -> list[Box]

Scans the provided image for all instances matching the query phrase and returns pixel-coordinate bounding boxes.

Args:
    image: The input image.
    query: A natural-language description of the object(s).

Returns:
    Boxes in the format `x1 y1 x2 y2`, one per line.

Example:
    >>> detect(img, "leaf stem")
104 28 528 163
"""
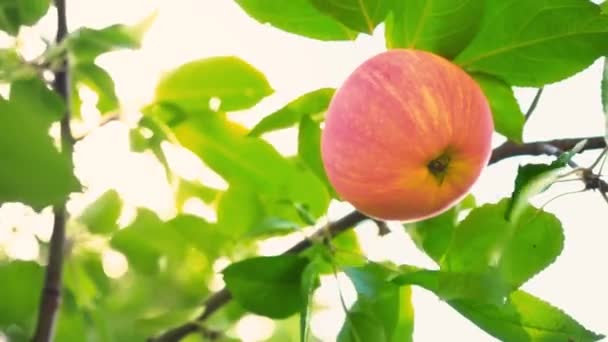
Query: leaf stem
524 87 544 121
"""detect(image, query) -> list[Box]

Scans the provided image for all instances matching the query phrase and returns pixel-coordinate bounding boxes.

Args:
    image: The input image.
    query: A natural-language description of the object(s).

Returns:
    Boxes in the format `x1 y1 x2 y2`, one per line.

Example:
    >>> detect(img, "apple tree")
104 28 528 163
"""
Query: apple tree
0 0 607 341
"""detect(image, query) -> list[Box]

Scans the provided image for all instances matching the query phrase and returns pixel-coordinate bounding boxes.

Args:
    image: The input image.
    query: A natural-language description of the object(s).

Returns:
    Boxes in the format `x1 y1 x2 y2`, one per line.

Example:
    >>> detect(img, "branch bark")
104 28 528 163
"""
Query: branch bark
32 1 73 341
489 136 606 164
149 135 607 342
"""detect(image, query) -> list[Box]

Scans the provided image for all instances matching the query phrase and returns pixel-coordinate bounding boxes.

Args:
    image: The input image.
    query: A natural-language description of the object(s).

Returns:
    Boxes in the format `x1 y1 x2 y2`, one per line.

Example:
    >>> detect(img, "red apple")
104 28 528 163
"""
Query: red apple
321 49 493 221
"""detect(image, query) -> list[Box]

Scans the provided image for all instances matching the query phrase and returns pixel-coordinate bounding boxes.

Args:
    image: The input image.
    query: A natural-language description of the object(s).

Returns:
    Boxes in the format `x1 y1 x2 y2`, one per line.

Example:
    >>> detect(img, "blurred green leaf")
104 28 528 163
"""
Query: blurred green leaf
385 0 483 58
246 217 301 238
110 209 182 275
54 306 87 342
73 63 119 114
298 115 337 197
249 88 334 137
64 257 101 309
0 261 43 328
16 0 49 25
155 56 273 113
223 255 308 318
473 74 524 143
77 189 123 235
455 0 608 86
442 199 564 290
175 179 221 208
0 49 37 82
300 259 321 342
452 290 604 342
0 97 79 209
0 0 50 35
67 12 156 63
217 183 264 238
338 310 386 342
10 76 65 123
168 112 330 219
234 0 356 41
310 0 390 34
169 214 228 259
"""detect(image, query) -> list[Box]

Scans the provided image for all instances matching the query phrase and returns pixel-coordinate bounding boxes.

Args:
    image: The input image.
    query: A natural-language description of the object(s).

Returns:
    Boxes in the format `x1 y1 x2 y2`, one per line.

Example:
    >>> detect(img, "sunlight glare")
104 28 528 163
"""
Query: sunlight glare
102 249 129 279
235 315 275 342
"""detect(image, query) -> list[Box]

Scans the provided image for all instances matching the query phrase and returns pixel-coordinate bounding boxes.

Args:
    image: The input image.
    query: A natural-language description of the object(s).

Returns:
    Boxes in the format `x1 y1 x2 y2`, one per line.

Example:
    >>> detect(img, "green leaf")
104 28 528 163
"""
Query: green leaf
405 195 475 264
385 0 484 58
247 217 301 238
67 13 156 63
168 214 227 259
175 179 221 207
73 63 119 114
298 115 337 197
452 290 604 342
0 49 37 82
338 310 387 342
455 0 608 86
223 255 309 318
344 264 414 341
393 269 508 306
442 199 564 289
249 88 335 137
498 206 563 289
16 0 50 25
10 77 65 123
217 183 264 238
155 56 273 113
0 0 50 35
309 0 390 34
407 209 457 264
0 261 43 328
0 97 79 209
234 0 357 41
110 209 183 275
64 256 103 309
166 111 330 218
473 74 525 143
77 189 123 235
300 260 321 342
506 160 567 223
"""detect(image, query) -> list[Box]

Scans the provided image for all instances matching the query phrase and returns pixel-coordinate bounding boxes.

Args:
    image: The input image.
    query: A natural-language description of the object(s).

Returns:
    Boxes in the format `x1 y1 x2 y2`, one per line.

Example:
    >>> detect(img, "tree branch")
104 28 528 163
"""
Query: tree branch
32 1 73 341
489 136 606 164
149 135 607 342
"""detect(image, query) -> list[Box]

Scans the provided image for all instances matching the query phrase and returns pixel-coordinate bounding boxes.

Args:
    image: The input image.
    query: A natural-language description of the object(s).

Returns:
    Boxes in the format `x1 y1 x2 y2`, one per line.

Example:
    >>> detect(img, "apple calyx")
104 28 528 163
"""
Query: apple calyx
427 150 452 184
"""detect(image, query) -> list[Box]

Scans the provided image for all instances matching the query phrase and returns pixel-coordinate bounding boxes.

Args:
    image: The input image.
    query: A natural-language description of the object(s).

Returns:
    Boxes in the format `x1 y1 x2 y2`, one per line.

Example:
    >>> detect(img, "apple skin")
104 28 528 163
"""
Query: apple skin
321 49 493 221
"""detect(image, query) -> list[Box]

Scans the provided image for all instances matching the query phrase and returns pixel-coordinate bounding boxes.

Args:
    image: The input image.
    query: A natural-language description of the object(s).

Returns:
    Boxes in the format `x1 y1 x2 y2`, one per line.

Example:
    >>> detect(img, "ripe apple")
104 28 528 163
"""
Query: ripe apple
321 49 493 221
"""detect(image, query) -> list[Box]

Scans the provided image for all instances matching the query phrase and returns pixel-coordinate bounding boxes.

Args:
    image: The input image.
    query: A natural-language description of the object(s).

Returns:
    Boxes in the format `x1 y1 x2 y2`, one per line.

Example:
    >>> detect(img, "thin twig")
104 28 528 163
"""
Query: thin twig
149 136 608 342
524 87 544 121
32 1 73 341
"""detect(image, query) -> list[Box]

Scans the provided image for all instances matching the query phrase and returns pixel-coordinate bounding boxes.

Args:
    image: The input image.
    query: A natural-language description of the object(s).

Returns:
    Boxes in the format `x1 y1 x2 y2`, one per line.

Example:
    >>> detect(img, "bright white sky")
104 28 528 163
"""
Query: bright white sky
1 1 607 341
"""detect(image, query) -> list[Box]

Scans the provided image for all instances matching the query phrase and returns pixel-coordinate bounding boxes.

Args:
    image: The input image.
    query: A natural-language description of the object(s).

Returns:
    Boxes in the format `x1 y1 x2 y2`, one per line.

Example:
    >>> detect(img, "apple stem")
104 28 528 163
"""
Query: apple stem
428 152 451 184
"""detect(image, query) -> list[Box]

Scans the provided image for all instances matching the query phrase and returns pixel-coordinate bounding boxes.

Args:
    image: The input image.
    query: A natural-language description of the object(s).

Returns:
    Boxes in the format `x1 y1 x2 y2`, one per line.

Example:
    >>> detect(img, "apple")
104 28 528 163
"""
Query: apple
321 49 493 221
